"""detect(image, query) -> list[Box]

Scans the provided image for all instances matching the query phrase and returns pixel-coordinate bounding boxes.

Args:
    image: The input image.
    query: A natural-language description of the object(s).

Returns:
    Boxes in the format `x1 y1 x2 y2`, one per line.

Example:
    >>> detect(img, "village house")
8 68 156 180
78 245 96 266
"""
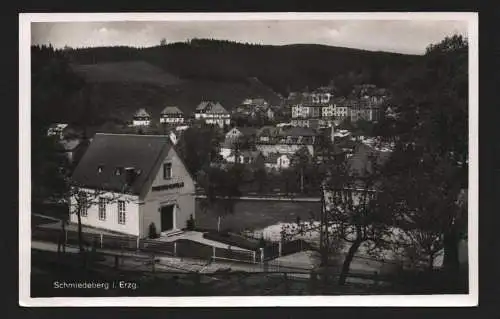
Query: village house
256 126 279 143
132 108 152 127
160 106 185 125
194 101 231 128
219 139 236 160
47 123 69 139
334 101 351 120
263 153 291 171
256 126 317 157
225 150 262 165
278 126 318 145
70 133 196 238
225 126 258 142
291 93 336 128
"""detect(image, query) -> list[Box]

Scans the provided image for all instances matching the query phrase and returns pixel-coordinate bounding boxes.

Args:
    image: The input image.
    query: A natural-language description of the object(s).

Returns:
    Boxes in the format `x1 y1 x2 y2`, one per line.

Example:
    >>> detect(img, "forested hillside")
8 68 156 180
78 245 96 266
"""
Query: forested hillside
31 39 421 126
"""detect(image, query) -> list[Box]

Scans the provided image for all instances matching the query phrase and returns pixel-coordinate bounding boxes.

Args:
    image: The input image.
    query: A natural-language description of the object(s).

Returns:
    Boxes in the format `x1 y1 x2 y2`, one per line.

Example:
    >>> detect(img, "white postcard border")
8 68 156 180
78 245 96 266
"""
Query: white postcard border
19 12 479 307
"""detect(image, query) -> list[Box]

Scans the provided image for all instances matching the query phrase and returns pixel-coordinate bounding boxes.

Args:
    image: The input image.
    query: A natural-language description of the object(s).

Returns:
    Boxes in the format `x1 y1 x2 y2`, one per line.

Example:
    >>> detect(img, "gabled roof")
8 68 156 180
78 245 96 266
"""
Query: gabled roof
196 101 211 111
206 102 229 114
71 133 172 195
280 127 318 137
195 101 229 114
134 108 150 118
161 106 184 115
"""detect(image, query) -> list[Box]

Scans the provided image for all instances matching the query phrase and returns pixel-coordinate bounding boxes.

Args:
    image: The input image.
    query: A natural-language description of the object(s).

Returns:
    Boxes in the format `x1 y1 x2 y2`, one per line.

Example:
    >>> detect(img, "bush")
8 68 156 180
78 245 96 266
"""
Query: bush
148 222 159 239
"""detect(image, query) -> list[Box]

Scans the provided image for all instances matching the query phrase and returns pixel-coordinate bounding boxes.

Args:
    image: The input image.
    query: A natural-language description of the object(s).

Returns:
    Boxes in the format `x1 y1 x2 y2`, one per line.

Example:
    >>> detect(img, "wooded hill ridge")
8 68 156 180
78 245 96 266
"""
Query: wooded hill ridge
32 39 421 125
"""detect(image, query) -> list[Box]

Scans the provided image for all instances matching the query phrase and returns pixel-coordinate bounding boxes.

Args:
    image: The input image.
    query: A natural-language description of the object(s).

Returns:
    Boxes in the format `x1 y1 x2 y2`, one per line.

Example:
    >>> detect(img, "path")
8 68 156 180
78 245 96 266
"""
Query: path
157 231 252 252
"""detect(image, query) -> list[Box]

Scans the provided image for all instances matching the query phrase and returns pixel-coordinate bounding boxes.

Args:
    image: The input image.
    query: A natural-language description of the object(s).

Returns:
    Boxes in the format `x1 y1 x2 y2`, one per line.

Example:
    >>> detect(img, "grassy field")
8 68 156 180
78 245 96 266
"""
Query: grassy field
194 199 321 233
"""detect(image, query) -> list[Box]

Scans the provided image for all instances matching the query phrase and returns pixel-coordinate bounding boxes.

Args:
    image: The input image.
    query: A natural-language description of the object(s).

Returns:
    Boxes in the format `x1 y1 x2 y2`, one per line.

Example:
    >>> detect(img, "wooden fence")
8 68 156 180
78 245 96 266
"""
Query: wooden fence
32 227 309 265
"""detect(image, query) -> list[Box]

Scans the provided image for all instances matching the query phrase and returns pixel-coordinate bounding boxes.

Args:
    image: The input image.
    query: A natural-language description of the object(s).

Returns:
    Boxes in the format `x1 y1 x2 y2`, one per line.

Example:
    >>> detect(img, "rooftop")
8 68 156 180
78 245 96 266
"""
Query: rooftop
196 101 229 114
71 133 172 195
161 106 184 115
280 127 318 137
134 108 150 118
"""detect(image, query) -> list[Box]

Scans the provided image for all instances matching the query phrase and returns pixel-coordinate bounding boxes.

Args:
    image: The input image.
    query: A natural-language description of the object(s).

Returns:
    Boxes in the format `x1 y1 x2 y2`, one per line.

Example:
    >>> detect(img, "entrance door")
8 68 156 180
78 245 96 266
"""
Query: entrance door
160 205 175 232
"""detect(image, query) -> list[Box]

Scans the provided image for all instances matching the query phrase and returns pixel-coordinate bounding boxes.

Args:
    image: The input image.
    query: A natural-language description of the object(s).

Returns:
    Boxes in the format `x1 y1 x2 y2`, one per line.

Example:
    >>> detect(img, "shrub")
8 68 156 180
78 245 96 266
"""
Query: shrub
148 222 159 239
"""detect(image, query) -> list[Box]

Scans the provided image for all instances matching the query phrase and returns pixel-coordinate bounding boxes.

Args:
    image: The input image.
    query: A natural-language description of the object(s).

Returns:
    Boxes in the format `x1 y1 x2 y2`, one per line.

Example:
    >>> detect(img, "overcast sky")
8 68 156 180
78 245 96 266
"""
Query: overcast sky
31 20 468 55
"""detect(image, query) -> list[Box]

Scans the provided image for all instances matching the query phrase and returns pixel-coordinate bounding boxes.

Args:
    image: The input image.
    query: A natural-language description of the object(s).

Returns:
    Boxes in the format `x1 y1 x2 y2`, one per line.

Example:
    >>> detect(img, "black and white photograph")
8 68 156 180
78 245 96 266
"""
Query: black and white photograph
19 12 478 307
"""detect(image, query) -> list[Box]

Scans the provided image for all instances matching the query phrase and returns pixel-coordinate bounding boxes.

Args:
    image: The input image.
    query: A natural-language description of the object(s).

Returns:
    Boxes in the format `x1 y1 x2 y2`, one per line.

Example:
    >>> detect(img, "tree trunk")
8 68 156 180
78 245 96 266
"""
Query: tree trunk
77 209 84 252
338 239 363 286
443 225 460 274
76 208 87 268
62 220 66 254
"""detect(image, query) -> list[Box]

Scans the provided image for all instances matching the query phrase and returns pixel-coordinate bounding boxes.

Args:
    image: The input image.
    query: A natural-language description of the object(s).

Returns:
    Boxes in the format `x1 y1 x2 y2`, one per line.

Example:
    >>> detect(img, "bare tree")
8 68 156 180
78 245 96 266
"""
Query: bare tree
281 141 393 287
65 181 138 267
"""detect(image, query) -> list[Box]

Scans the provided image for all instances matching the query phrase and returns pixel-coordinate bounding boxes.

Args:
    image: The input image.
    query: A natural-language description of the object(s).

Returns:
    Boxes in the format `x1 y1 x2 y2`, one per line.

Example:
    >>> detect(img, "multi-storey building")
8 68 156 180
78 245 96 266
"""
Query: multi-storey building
194 101 231 128
160 106 185 125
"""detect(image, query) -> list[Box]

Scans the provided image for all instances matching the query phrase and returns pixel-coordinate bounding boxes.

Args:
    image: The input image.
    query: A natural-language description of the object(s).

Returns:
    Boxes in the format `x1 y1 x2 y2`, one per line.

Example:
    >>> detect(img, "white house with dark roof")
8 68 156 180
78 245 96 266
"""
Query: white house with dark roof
70 133 196 238
132 108 151 127
194 101 231 128
160 106 185 124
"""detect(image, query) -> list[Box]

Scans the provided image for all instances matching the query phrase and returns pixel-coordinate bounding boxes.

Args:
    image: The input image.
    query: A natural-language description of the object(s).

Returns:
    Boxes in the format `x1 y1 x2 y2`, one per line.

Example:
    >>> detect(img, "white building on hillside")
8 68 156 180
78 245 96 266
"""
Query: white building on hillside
160 106 185 124
70 133 196 238
132 108 151 127
194 101 231 128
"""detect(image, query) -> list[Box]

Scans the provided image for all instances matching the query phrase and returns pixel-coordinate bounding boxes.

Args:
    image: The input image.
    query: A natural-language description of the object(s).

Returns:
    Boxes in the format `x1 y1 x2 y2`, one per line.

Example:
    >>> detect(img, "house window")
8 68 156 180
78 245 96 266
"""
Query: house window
163 162 172 179
98 197 106 221
118 200 126 225
79 192 88 217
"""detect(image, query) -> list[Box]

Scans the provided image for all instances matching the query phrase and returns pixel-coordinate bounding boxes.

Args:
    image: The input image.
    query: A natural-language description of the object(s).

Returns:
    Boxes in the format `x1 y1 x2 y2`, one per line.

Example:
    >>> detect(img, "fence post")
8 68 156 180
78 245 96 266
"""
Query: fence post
100 233 103 249
212 246 216 262
253 251 256 264
174 241 177 257
260 248 264 265
279 241 282 257
151 253 155 273
136 237 140 250
65 229 68 245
